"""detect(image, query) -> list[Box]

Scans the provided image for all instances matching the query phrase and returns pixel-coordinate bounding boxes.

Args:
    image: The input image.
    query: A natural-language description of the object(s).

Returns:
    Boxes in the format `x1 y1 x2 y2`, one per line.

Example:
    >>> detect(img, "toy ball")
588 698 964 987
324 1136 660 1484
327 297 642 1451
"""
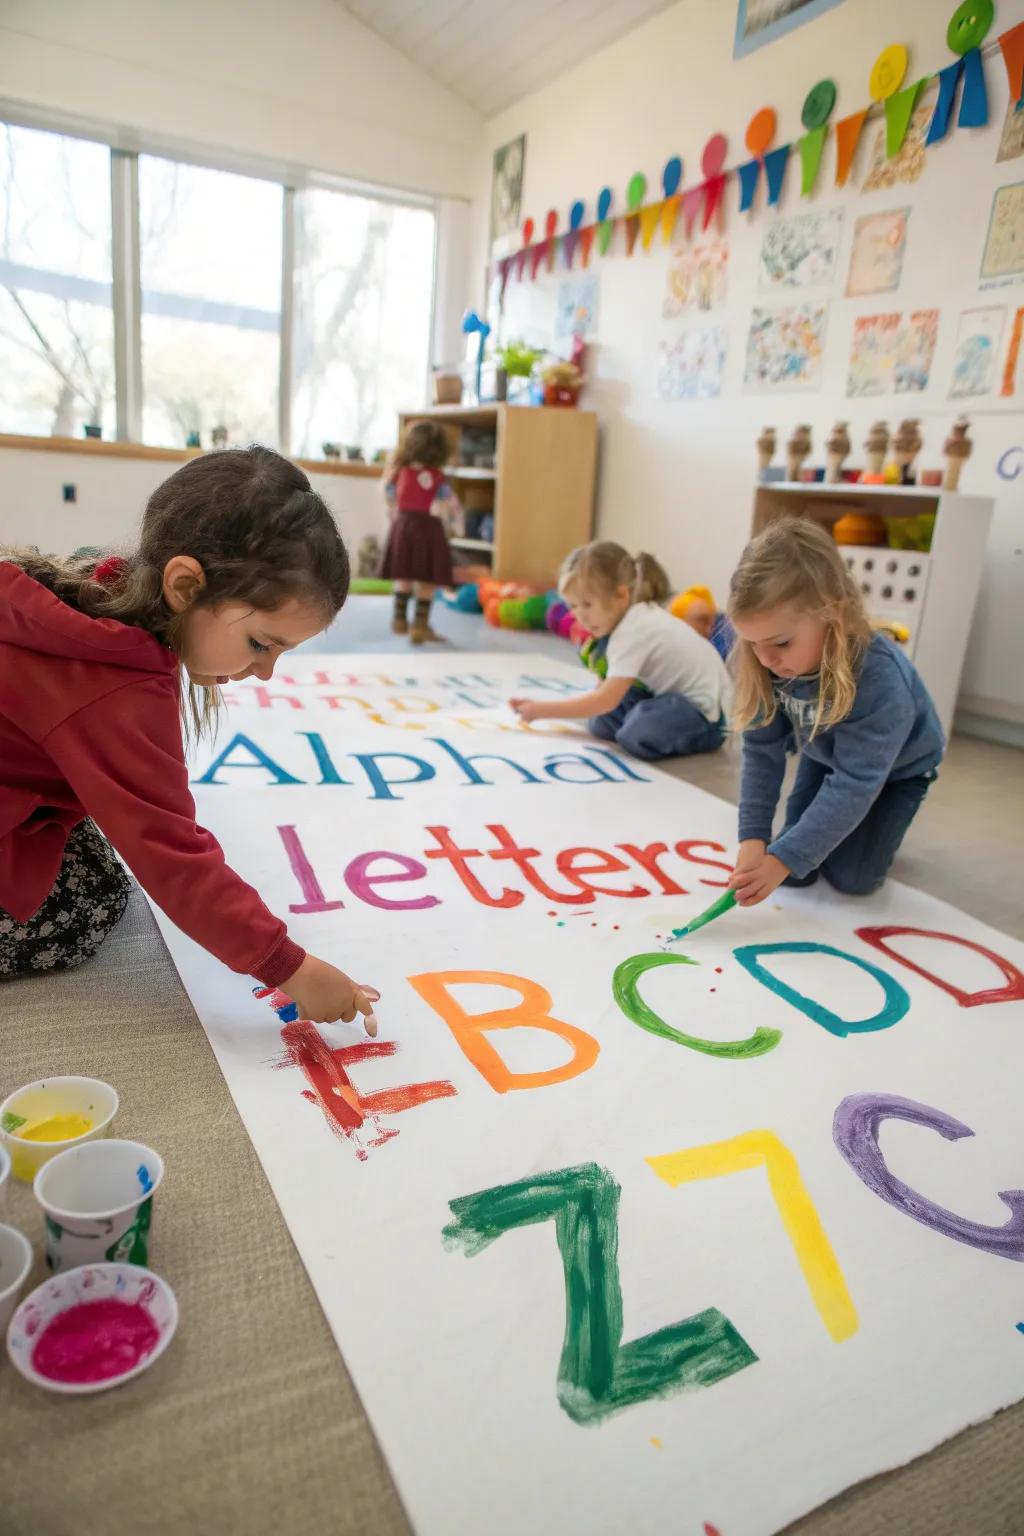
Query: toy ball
833 511 887 547
558 611 576 639
546 599 569 633
499 598 531 629
484 596 503 626
523 594 549 629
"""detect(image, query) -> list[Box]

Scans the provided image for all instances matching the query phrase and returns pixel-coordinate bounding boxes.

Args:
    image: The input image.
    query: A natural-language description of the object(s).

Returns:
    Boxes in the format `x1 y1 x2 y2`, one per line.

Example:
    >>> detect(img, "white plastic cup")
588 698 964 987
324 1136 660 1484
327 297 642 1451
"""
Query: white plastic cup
34 1140 164 1274
0 1076 119 1182
0 1223 34 1336
0 1142 10 1220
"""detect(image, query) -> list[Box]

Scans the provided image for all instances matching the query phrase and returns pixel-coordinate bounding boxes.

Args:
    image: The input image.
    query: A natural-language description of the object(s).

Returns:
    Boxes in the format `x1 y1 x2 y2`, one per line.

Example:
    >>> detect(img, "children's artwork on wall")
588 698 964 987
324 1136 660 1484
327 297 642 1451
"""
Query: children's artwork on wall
846 208 909 297
555 274 599 341
981 181 1024 281
996 100 1024 163
150 653 1024 1536
1001 306 1024 397
734 0 847 59
490 136 526 248
744 303 827 391
862 99 932 190
657 325 728 400
950 307 1006 398
663 239 729 318
758 209 843 290
847 309 939 397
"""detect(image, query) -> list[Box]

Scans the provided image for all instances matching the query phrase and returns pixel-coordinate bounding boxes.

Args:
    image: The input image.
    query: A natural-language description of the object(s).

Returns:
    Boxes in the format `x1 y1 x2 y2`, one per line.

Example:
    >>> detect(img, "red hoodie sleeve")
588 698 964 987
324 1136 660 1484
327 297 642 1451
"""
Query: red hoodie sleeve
43 676 305 988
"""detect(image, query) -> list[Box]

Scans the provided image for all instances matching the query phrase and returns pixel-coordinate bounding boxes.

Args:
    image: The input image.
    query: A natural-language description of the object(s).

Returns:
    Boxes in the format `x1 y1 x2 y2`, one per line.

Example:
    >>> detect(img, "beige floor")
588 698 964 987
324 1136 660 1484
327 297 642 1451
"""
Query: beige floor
1 730 1022 1536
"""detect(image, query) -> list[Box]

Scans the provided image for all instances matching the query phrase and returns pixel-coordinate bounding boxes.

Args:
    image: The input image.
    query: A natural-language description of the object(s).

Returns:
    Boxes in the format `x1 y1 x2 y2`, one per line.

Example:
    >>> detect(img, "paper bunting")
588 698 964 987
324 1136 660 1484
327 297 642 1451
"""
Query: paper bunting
702 175 726 230
639 203 662 249
597 218 615 257
563 230 579 268
737 159 760 211
626 172 647 211
802 78 836 130
624 214 640 256
885 78 926 157
746 108 776 157
834 108 867 185
662 156 682 198
701 133 729 178
660 194 681 243
681 186 703 239
530 242 545 279
958 48 988 127
999 21 1024 105
926 58 962 144
521 217 534 247
764 144 791 205
579 225 595 268
798 126 827 195
870 44 908 101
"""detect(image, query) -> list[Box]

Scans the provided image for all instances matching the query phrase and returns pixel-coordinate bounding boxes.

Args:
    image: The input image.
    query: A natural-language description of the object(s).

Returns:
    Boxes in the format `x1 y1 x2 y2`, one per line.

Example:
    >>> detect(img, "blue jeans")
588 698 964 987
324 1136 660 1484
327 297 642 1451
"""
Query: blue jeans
589 686 725 761
781 755 937 896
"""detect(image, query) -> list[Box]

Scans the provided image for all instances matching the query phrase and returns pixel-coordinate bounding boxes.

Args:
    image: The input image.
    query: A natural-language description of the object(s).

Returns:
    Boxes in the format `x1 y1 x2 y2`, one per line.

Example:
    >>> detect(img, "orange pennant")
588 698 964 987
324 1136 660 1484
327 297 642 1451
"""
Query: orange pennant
660 194 681 244
579 226 596 268
999 21 1024 105
624 213 640 256
639 202 662 250
835 108 868 187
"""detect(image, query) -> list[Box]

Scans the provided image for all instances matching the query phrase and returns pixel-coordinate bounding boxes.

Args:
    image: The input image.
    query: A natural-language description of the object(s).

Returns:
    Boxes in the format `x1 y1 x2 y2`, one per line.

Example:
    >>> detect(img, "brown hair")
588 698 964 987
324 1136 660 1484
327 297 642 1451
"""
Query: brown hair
4 447 349 738
391 419 449 471
559 540 671 607
727 516 872 737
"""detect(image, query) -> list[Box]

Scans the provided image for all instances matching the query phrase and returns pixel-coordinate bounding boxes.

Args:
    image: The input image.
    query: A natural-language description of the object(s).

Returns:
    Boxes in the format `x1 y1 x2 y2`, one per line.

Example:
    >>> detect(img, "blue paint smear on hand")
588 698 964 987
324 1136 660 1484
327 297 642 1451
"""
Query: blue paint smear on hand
137 1164 154 1194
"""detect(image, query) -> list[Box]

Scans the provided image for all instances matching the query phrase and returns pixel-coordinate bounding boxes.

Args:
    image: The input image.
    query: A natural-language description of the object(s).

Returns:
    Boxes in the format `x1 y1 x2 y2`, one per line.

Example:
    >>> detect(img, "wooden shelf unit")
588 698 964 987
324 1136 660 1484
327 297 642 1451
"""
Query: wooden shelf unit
398 404 597 586
752 481 994 740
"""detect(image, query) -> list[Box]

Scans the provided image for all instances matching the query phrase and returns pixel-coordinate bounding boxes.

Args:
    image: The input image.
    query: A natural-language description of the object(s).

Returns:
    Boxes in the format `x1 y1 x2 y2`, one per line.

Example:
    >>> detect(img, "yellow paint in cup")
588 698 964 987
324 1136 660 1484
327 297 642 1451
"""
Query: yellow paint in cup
21 1114 94 1144
0 1078 118 1181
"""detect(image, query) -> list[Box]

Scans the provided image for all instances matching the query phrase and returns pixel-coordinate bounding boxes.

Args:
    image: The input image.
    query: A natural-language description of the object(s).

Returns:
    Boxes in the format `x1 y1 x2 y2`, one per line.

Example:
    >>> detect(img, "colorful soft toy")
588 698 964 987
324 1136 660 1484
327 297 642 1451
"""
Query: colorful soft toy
669 584 734 661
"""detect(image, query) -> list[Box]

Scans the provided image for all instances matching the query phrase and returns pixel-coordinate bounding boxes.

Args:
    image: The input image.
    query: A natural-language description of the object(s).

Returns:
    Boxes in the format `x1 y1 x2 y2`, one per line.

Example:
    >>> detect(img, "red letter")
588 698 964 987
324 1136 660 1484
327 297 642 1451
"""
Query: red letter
555 848 649 899
856 926 1024 1009
617 842 688 896
423 825 522 908
675 840 733 887
485 823 590 904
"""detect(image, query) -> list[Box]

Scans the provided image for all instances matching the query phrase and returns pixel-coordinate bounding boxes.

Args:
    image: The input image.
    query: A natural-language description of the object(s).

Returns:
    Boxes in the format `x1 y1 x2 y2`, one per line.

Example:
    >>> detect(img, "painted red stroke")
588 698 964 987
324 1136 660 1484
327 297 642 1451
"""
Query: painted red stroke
856 927 1024 1009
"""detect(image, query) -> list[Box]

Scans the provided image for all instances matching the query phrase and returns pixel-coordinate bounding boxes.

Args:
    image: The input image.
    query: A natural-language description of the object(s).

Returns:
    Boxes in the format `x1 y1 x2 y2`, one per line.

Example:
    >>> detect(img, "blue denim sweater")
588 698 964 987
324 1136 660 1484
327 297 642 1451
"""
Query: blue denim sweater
738 634 945 878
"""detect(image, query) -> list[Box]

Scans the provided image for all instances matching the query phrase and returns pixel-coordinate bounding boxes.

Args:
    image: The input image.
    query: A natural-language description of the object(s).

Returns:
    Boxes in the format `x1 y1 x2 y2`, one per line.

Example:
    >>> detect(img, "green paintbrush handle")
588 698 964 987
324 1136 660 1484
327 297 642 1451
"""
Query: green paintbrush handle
675 888 737 938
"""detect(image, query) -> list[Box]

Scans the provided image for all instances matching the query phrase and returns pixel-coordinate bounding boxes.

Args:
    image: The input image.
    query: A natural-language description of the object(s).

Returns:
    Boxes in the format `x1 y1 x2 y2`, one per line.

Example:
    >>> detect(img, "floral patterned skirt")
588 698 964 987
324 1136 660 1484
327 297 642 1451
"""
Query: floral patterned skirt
0 820 132 979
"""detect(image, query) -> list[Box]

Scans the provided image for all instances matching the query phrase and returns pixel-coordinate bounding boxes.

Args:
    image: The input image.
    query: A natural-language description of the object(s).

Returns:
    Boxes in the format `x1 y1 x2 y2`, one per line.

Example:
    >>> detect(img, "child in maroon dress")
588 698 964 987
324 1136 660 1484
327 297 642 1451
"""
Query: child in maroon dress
380 421 458 644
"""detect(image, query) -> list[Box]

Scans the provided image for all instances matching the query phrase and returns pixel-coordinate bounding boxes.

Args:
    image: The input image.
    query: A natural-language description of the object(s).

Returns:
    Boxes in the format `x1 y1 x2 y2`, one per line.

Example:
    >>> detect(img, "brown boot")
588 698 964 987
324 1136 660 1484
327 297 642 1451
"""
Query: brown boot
391 614 409 635
410 623 444 645
391 591 410 634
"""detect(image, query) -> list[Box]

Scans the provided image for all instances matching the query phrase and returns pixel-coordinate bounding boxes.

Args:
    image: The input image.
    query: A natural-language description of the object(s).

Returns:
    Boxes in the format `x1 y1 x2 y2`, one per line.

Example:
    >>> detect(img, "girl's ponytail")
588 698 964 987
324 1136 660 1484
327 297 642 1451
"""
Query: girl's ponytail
632 551 671 605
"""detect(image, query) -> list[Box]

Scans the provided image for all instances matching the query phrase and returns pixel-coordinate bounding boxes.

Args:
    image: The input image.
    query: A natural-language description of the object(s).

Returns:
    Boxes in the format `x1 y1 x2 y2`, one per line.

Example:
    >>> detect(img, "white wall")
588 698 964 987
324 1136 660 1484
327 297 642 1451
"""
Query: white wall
472 0 1024 734
0 0 481 198
1 451 385 565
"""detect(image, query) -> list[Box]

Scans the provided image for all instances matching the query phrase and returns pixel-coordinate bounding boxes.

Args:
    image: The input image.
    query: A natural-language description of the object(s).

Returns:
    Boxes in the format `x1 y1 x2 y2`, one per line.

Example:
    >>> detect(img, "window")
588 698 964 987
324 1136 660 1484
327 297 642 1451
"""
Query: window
139 157 282 449
0 118 437 456
292 189 434 460
0 125 115 438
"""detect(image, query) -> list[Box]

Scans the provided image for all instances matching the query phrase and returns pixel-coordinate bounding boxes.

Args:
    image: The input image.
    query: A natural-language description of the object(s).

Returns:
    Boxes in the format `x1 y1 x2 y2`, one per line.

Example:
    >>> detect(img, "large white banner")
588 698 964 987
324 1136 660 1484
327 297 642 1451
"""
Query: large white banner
151 654 1024 1536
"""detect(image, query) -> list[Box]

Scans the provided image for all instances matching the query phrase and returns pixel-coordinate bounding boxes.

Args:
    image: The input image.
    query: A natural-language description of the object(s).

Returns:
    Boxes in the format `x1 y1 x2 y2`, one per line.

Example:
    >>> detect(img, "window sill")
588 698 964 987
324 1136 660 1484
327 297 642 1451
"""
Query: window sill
0 433 384 478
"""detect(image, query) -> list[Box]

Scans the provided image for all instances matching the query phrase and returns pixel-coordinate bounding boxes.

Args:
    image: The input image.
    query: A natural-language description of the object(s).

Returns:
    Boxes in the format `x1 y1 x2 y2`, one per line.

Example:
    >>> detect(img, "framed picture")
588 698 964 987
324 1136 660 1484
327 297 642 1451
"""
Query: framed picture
490 135 526 249
734 0 847 58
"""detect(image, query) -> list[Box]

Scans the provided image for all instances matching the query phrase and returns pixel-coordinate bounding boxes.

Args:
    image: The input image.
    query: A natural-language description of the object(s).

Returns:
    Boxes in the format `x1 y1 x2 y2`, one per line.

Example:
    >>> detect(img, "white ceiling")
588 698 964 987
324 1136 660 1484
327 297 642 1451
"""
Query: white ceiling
338 0 678 117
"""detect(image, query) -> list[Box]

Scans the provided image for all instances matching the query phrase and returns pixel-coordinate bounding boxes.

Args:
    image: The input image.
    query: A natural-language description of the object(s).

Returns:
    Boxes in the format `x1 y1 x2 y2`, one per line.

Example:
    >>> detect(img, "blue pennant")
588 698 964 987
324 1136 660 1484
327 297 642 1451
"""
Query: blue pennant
737 159 760 212
764 144 791 206
926 58 962 145
958 48 988 129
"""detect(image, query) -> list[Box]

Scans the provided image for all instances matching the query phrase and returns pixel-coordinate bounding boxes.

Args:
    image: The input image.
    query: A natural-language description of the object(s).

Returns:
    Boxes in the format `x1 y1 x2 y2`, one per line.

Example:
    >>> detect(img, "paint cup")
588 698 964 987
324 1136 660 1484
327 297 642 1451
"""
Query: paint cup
0 1142 10 1220
1 1076 119 1182
0 1223 33 1336
6 1263 178 1396
34 1139 164 1274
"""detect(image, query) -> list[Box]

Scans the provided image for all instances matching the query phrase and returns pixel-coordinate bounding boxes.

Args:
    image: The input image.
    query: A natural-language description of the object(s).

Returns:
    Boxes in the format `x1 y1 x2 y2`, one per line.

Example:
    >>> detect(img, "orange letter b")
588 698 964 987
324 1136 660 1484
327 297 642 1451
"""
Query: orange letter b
408 970 599 1093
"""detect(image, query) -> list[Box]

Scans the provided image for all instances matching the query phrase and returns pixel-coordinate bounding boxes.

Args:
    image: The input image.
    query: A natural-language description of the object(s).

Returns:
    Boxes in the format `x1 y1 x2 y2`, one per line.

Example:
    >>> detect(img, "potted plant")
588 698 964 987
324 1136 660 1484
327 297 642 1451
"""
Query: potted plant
322 442 341 459
83 422 102 440
211 424 228 448
498 342 542 404
541 360 583 407
344 444 364 463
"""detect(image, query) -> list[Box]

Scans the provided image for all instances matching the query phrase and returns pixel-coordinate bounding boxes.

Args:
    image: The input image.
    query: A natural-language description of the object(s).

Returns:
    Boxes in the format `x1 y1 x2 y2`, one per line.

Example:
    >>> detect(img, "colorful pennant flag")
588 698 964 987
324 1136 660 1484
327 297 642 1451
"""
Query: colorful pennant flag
958 48 988 127
597 218 615 257
702 174 726 230
798 126 827 195
999 21 1024 105
834 108 868 185
926 58 962 144
660 194 681 244
681 186 703 239
764 144 791 205
737 159 760 211
885 78 926 157
580 226 595 268
639 202 662 249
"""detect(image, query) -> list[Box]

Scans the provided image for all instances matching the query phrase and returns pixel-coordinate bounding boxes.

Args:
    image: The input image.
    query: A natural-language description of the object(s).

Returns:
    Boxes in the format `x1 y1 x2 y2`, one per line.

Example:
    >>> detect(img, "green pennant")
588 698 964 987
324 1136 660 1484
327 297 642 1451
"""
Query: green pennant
885 77 926 158
798 125 827 195
597 218 615 256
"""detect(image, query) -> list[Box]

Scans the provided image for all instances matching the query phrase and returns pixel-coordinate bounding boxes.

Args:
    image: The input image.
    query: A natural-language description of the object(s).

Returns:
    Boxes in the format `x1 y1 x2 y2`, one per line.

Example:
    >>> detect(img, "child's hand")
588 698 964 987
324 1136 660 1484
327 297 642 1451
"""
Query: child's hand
509 697 545 723
729 840 789 907
283 955 379 1032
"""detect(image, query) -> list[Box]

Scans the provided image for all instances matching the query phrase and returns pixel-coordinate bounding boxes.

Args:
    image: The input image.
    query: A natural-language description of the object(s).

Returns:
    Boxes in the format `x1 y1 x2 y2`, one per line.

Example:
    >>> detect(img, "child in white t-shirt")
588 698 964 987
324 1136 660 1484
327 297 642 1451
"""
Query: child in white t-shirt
510 541 730 760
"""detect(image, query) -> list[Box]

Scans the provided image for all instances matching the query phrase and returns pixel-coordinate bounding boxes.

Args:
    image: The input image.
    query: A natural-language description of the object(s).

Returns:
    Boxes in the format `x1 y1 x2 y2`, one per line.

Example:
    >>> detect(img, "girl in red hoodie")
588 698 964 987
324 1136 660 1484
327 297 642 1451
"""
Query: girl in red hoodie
0 446 375 1029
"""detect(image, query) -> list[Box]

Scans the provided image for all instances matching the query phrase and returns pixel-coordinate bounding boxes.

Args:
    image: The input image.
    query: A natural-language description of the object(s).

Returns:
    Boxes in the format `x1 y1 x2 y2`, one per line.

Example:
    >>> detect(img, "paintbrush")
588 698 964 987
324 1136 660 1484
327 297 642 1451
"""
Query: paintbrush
671 888 737 940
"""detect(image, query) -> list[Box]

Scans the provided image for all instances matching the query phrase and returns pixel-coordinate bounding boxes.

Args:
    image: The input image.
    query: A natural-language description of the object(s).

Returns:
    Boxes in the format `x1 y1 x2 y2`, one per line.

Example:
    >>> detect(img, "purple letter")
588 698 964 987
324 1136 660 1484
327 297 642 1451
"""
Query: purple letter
345 852 440 911
833 1093 1024 1260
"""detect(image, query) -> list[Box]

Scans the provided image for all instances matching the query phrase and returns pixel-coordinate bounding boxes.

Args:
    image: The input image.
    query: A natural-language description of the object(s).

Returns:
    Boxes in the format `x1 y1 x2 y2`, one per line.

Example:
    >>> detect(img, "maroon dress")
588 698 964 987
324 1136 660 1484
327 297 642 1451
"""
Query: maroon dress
380 465 454 587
